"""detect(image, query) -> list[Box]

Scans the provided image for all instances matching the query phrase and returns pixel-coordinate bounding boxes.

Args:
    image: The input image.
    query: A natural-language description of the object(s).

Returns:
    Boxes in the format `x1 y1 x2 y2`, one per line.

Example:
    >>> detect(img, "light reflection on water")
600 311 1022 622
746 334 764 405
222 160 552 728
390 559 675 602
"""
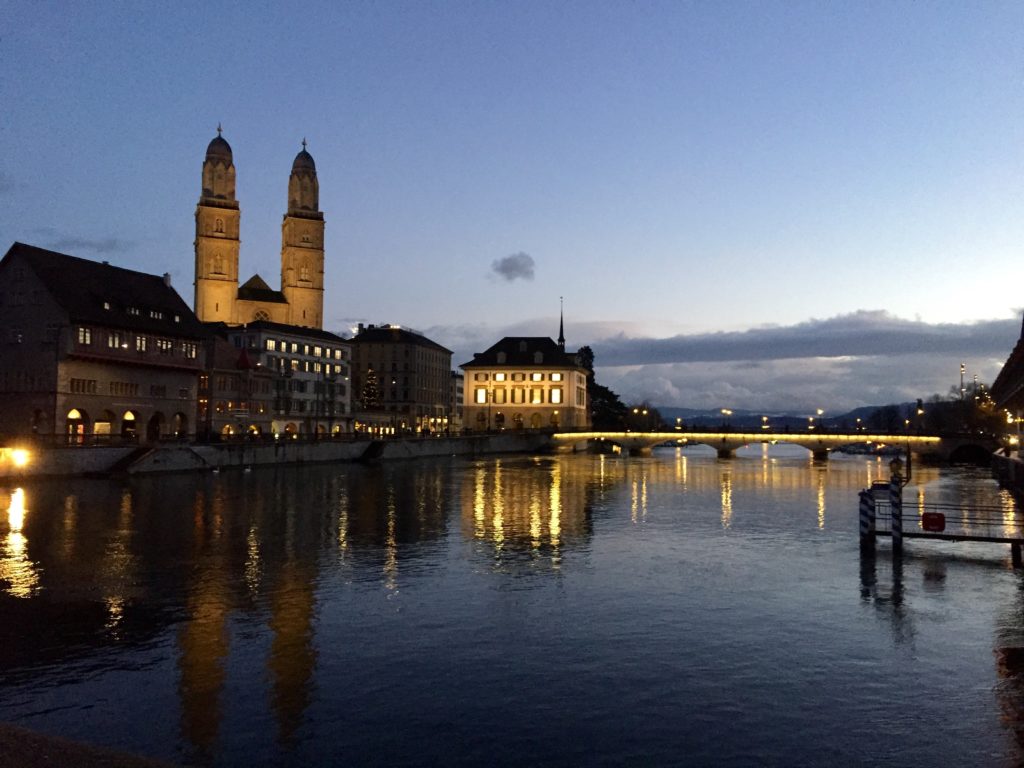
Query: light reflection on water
0 446 1023 766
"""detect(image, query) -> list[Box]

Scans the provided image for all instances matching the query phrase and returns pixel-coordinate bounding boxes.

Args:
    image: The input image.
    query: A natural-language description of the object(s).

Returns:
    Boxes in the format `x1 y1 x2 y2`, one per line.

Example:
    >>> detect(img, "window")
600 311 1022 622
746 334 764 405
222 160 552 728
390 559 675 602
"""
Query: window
157 338 173 354
474 373 488 381
551 388 563 404
179 388 190 399
290 342 298 353
495 373 506 381
531 372 544 381
136 335 147 352
551 373 563 381
531 389 544 404
494 389 507 404
512 388 525 404
266 339 277 351
149 310 163 320
110 381 139 396
334 349 342 360
108 332 124 349
150 384 167 398
70 378 97 394
475 388 487 404
314 346 322 357
512 373 525 382
183 342 197 359
127 307 140 316
103 301 111 310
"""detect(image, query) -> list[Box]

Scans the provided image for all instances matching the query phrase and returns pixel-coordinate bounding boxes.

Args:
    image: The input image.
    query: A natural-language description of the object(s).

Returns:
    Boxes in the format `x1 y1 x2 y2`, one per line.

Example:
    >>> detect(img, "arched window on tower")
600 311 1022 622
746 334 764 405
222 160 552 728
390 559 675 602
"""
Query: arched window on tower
213 254 224 274
214 218 224 234
300 264 310 281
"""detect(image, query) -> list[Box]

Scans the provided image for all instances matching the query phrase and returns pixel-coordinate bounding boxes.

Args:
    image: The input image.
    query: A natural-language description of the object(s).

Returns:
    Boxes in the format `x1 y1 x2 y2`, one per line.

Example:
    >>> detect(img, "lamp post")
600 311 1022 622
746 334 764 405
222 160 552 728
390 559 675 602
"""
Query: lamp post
721 408 733 430
816 409 824 432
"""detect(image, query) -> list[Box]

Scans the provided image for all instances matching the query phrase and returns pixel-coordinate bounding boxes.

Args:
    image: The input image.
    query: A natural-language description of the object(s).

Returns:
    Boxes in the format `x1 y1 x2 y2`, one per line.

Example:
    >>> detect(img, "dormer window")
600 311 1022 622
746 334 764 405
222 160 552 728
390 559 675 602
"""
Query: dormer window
149 310 163 320
127 307 140 316
103 301 111 310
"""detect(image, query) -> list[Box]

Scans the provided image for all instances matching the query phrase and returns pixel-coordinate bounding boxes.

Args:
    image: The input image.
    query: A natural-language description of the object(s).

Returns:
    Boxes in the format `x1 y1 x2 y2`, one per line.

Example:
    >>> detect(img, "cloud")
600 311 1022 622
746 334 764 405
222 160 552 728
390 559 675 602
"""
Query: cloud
588 310 1020 367
491 252 535 282
426 310 1022 411
47 236 134 255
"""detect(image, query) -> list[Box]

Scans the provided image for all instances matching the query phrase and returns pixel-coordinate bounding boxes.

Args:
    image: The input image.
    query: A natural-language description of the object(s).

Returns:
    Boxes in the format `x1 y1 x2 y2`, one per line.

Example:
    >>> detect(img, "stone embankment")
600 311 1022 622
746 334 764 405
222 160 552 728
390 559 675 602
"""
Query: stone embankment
993 452 1024 497
0 433 554 479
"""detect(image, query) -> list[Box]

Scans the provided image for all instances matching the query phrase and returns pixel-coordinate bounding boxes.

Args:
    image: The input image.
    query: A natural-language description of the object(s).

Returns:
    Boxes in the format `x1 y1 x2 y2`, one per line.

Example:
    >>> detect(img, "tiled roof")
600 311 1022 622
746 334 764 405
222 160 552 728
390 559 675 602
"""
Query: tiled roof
4 242 205 338
460 336 583 369
352 325 451 354
237 274 287 303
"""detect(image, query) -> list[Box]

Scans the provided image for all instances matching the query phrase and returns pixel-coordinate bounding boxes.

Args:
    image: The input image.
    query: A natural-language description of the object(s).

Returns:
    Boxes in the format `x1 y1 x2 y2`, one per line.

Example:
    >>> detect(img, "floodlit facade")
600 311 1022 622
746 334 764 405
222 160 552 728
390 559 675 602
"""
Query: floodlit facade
194 130 326 328
460 336 590 431
0 243 205 443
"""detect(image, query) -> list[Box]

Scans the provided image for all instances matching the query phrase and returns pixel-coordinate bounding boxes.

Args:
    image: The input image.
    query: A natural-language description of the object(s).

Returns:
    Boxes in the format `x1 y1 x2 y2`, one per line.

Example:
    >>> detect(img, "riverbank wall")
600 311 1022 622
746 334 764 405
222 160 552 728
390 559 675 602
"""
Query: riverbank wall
0 433 555 479
993 452 1024 497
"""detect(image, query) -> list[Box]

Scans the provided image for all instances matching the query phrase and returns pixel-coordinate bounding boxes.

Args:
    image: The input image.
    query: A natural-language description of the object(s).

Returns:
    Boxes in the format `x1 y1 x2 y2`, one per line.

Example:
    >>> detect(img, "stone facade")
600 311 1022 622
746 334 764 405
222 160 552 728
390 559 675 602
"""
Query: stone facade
193 131 325 329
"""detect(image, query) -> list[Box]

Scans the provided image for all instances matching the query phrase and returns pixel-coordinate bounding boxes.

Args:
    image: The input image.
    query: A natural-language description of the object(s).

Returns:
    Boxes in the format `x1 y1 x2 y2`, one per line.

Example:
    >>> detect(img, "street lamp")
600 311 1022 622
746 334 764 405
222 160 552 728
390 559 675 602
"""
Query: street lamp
761 415 769 430
721 408 733 430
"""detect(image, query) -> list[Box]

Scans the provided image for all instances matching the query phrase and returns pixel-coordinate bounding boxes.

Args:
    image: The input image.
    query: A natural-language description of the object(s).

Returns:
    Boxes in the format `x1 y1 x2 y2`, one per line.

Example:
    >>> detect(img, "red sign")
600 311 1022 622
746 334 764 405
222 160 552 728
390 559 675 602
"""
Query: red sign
922 512 945 533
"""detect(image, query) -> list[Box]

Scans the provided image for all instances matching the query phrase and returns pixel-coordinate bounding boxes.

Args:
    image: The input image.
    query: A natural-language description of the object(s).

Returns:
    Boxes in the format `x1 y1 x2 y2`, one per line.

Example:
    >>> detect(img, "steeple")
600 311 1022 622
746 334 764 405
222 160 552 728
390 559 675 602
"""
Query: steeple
194 127 241 323
281 139 325 328
558 296 565 351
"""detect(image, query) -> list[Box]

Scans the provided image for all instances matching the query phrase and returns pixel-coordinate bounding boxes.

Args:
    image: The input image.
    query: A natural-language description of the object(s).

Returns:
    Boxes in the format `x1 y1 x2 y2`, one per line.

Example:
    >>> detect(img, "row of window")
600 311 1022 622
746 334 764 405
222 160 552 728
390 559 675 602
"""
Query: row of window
77 327 198 359
253 338 346 360
70 378 189 398
474 387 565 405
267 356 347 376
473 372 564 382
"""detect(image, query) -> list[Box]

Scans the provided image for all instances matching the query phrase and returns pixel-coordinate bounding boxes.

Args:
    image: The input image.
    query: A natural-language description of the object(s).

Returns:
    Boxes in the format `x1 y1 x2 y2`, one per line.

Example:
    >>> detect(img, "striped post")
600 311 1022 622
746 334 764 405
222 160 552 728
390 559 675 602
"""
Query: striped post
859 489 876 549
889 475 902 555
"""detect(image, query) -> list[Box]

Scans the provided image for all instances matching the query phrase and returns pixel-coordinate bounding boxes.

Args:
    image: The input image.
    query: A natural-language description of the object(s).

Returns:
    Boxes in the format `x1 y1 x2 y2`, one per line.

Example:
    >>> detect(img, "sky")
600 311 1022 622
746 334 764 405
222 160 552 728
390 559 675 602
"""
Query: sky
2 1 1022 413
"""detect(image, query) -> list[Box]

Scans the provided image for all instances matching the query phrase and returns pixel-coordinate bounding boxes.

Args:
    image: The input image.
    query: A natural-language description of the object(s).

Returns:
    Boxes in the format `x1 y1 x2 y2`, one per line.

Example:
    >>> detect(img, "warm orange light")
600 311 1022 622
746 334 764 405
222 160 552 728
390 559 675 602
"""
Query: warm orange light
10 449 30 468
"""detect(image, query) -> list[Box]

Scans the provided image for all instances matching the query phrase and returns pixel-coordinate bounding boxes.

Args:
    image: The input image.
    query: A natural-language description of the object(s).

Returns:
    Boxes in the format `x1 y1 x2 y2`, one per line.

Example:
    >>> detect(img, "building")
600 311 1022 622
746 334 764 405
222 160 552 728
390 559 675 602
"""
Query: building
991 313 1024 418
449 371 464 433
460 333 590 432
0 243 205 442
350 324 453 434
198 321 352 438
194 129 326 329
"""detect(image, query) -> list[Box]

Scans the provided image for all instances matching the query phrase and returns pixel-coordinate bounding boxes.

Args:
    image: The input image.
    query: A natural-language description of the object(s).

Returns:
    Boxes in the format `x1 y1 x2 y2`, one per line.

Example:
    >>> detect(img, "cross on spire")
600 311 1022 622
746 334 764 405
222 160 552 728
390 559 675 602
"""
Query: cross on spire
216 122 222 136
302 137 307 150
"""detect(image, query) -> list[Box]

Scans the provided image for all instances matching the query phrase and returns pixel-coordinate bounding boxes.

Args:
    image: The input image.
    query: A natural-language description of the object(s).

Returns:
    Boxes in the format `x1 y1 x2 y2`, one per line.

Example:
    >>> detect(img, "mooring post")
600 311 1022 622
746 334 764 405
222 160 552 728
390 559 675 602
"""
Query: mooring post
858 489 876 550
1012 543 1022 568
889 474 902 555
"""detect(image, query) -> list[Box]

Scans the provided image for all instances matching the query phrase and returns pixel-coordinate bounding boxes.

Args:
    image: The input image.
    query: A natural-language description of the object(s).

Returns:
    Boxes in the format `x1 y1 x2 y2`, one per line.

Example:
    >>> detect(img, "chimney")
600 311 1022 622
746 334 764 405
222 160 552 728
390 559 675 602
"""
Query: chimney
163 273 172 287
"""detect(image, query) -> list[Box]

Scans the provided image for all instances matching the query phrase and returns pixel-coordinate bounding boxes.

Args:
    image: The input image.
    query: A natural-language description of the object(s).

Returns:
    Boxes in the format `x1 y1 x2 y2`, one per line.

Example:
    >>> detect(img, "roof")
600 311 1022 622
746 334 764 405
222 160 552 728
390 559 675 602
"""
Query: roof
3 242 205 338
352 324 451 354
991 315 1024 410
206 134 233 163
237 274 287 303
292 148 316 173
234 319 349 344
460 336 583 369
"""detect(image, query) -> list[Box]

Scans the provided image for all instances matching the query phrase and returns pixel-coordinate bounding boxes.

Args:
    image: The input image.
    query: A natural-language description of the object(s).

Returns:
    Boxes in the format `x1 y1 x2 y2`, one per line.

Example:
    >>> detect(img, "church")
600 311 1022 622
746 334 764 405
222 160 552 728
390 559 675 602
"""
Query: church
193 129 326 329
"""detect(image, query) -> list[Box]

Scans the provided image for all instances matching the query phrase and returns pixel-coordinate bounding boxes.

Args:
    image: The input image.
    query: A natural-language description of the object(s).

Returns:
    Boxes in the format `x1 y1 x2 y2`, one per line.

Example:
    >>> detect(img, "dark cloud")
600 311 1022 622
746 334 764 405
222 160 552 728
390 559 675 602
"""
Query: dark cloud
491 252 535 282
591 310 1020 366
46 236 134 255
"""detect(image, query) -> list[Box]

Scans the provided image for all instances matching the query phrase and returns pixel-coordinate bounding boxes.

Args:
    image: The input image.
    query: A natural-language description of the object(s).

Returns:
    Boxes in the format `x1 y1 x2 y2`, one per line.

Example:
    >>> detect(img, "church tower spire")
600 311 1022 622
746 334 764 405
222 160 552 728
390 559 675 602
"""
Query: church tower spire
194 127 240 323
280 140 325 329
558 296 565 351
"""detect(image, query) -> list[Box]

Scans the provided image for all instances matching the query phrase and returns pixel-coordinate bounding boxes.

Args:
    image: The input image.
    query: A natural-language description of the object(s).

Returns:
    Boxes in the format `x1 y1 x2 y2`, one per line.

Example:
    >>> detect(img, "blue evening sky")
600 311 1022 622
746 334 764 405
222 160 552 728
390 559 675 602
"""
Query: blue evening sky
2 1 1022 410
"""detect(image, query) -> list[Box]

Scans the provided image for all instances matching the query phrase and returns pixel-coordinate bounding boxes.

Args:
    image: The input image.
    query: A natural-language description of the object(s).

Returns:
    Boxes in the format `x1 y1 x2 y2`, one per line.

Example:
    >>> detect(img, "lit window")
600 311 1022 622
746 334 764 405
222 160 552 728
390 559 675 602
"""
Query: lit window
77 327 92 345
551 373 563 381
531 372 543 381
136 335 147 352
266 339 277 351
551 388 563 404
495 373 506 381
314 346 322 356
103 301 111 310
531 389 543 404
475 388 487 403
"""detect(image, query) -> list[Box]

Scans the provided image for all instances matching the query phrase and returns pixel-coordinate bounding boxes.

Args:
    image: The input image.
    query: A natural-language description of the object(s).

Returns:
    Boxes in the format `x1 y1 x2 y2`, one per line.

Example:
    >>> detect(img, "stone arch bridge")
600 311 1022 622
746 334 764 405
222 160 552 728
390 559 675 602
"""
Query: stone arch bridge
550 431 999 462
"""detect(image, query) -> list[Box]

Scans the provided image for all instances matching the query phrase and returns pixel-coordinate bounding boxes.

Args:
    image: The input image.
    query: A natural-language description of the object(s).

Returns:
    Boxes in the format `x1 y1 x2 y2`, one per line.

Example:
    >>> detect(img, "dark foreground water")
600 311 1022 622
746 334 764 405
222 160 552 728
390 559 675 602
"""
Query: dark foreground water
2 446 1024 766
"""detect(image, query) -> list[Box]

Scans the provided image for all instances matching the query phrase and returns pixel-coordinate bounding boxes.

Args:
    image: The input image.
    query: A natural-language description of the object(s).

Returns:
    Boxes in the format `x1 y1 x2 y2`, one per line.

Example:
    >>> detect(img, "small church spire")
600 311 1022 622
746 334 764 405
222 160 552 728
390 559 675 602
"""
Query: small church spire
217 122 222 137
302 137 307 150
558 296 565 351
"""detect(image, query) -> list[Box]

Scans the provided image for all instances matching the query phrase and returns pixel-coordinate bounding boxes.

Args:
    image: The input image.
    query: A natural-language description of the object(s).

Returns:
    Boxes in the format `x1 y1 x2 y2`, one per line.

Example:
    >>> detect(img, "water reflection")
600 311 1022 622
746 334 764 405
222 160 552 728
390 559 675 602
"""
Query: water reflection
0 453 1021 766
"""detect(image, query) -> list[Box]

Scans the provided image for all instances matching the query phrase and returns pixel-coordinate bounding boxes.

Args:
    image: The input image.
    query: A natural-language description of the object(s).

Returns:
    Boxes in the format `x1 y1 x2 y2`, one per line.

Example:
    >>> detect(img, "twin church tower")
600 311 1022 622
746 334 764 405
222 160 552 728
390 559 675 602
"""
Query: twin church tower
193 128 325 329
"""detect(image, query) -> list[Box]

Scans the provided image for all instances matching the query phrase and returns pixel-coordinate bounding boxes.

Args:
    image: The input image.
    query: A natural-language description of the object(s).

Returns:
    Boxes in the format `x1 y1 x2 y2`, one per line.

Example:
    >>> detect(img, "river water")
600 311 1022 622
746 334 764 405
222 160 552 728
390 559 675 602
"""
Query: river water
1 445 1023 766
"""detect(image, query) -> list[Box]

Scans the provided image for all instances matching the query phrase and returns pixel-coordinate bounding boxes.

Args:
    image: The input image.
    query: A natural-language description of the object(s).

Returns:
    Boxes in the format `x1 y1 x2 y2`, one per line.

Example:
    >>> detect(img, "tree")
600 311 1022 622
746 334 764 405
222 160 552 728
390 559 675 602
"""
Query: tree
577 345 628 430
361 367 381 410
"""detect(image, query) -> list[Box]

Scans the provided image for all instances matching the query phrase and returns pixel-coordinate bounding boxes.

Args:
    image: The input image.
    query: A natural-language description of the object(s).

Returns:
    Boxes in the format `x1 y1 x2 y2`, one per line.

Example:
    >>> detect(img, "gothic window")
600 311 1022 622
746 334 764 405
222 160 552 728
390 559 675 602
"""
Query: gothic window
300 264 310 281
254 310 270 321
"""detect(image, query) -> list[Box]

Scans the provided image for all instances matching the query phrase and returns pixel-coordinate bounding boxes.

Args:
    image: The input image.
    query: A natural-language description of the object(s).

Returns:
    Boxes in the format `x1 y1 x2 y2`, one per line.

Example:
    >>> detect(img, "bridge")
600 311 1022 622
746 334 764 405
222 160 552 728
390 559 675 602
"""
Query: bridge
550 431 997 461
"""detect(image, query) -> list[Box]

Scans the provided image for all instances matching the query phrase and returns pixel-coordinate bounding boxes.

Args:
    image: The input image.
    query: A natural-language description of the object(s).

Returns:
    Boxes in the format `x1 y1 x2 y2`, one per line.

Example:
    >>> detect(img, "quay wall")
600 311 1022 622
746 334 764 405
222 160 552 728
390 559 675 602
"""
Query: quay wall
0 433 554 479
993 452 1024 497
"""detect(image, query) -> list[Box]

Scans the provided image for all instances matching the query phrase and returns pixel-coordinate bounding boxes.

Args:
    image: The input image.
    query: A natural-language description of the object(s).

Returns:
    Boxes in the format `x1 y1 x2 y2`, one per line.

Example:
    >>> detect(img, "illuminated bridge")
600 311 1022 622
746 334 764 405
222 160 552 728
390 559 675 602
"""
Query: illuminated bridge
550 431 996 461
